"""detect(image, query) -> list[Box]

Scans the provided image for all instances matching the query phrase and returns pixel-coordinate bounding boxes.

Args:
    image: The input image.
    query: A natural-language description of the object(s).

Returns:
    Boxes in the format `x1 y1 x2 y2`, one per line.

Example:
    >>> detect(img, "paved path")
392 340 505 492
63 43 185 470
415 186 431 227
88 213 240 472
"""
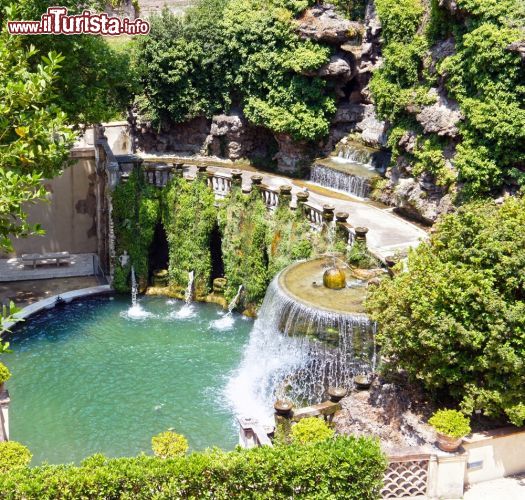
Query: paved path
183 163 428 261
464 474 525 499
0 253 97 282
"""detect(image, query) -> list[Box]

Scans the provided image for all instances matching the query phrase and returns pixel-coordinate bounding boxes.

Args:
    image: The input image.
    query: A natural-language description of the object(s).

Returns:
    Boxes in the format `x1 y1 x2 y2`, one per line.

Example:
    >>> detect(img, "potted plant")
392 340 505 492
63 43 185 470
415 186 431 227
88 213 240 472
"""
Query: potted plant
0 362 11 393
428 409 471 452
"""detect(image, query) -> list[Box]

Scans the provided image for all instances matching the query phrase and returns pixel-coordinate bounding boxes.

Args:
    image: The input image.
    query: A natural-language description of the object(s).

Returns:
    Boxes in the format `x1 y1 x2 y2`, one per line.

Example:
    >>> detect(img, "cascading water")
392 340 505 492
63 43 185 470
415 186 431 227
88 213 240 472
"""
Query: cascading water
122 266 153 319
172 271 196 319
211 285 244 331
310 140 388 199
311 164 372 199
226 273 376 424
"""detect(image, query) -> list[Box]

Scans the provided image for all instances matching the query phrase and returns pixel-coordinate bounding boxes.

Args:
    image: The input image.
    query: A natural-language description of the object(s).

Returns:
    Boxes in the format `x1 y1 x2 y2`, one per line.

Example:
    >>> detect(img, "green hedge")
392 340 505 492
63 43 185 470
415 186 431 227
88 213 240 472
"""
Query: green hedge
0 437 386 499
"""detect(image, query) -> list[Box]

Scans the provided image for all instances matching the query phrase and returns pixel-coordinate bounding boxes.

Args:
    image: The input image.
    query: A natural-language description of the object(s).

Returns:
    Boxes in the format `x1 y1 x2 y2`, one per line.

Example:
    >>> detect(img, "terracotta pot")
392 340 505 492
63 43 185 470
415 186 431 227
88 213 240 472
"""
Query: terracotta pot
436 432 463 452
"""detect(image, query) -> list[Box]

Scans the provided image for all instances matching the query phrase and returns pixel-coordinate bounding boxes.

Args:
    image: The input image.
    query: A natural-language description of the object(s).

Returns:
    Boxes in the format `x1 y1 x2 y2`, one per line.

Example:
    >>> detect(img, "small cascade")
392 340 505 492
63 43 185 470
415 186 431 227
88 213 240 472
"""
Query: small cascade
172 271 196 319
226 275 376 423
311 164 371 198
210 285 243 331
122 266 153 320
336 143 375 165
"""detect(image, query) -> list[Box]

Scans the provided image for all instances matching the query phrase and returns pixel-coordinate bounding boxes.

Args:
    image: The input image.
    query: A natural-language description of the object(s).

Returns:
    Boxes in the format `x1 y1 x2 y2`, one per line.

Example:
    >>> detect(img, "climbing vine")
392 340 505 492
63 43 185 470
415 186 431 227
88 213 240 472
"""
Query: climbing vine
112 170 160 292
162 175 217 296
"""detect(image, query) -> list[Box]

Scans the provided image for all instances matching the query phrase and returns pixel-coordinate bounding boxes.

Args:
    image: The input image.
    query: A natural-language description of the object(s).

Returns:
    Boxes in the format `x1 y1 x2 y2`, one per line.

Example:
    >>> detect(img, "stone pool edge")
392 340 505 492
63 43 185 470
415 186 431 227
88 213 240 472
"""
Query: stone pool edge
1 285 113 334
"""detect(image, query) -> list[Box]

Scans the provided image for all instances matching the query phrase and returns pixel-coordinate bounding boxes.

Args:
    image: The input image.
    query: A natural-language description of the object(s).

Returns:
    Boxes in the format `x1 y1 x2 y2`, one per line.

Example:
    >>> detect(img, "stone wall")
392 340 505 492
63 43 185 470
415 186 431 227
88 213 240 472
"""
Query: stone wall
6 150 99 257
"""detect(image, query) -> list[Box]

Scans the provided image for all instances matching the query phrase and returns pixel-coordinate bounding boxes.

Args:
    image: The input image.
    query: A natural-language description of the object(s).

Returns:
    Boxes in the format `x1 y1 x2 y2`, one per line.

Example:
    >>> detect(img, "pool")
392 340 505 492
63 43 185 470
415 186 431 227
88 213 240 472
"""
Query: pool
5 296 251 464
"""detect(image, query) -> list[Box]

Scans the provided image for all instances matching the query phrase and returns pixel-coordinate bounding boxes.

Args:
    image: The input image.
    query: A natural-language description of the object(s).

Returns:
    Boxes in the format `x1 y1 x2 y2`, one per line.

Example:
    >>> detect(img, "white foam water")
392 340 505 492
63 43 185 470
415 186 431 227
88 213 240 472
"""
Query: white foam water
225 275 376 424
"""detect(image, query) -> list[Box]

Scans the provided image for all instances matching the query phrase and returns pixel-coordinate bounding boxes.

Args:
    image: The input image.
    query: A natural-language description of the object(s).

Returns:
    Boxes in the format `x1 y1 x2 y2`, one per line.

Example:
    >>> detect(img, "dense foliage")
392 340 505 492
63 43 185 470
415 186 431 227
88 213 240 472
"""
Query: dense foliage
163 175 217 295
0 437 386 499
367 196 525 425
0 9 75 251
370 0 525 199
0 361 11 383
112 170 160 292
267 202 314 278
290 417 335 444
11 0 135 124
151 431 189 458
218 187 270 304
133 0 336 141
0 442 32 474
428 409 471 438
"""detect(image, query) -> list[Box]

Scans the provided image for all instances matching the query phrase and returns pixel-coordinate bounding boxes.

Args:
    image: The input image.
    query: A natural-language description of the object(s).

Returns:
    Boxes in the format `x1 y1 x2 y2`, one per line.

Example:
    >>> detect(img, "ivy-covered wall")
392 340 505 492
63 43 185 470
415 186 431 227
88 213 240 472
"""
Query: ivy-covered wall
112 170 160 293
112 174 343 309
162 175 217 296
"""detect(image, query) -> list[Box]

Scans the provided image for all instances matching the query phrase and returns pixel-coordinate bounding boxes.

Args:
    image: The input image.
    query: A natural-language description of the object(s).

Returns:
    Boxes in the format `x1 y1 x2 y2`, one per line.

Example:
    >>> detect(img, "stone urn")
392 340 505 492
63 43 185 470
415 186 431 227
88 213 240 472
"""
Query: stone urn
436 433 463 453
213 278 227 294
354 374 372 390
323 267 346 290
274 400 293 417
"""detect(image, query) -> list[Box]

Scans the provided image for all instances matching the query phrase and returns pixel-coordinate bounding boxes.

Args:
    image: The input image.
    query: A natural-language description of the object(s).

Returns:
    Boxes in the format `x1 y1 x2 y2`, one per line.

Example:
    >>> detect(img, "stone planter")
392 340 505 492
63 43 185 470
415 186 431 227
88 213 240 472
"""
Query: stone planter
436 432 463 453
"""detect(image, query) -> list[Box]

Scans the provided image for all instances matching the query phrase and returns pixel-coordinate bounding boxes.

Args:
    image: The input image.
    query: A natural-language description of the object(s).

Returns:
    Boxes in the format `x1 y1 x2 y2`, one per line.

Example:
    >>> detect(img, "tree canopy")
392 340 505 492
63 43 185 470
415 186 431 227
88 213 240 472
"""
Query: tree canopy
367 195 525 425
133 0 336 141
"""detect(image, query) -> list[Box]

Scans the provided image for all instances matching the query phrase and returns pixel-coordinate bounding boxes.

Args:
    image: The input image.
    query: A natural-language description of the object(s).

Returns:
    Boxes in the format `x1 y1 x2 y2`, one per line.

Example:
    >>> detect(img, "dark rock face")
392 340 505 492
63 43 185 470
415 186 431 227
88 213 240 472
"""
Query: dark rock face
295 4 363 45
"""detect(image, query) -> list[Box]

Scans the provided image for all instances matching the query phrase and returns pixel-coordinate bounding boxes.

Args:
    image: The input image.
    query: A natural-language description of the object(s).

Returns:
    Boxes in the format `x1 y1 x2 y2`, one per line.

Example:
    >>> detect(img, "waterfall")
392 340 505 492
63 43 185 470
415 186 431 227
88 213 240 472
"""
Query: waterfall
337 144 375 165
311 164 371 199
121 265 153 320
225 276 376 423
172 271 196 319
210 285 243 331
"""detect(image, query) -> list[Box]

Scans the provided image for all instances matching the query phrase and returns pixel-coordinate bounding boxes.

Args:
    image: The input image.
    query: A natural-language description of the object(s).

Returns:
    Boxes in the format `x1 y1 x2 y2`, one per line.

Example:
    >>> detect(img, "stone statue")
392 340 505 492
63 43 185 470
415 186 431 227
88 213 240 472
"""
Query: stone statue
119 251 130 267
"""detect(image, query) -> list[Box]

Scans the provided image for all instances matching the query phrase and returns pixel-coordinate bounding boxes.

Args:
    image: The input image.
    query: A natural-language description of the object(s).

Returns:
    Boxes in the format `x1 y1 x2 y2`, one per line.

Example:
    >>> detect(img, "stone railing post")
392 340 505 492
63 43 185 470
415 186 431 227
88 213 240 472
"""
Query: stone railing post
354 226 369 248
335 212 350 247
274 400 293 441
251 174 263 190
231 169 243 188
279 185 293 208
296 190 309 215
196 164 208 178
174 162 184 177
322 204 335 223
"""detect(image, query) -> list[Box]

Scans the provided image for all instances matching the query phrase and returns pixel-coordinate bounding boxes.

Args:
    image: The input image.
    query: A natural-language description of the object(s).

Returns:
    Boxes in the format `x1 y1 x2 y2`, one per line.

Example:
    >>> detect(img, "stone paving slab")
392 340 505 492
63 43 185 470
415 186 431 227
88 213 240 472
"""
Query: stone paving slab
0 253 96 282
464 474 525 499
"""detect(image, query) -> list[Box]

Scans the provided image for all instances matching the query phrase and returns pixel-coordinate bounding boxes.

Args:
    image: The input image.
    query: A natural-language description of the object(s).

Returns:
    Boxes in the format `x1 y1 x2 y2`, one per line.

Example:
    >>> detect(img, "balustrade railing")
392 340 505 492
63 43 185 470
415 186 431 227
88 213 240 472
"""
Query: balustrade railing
141 164 357 247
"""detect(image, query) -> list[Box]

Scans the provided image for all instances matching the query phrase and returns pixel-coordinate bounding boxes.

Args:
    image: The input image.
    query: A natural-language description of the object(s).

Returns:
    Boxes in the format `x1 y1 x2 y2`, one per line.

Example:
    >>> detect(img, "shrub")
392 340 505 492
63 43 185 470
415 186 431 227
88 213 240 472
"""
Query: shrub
151 431 189 458
428 410 471 438
0 437 387 499
0 442 32 473
291 417 335 445
367 196 525 423
0 362 11 383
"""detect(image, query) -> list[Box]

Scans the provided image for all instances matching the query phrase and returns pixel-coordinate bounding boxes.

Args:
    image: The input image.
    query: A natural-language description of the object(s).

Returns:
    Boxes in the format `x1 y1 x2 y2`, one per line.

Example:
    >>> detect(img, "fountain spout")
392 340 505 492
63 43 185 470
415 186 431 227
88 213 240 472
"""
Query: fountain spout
228 285 244 314
131 266 138 307
185 271 195 304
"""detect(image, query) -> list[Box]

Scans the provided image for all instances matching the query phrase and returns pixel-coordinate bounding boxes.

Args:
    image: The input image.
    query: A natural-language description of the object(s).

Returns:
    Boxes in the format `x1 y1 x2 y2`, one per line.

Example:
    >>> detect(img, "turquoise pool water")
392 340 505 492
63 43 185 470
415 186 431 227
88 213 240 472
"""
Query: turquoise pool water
5 296 252 464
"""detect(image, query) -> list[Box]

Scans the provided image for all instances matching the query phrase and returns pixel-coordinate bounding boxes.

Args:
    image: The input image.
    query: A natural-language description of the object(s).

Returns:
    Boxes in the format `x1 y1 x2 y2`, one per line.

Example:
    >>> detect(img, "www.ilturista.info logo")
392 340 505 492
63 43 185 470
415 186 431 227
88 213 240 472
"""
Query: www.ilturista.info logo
7 7 150 36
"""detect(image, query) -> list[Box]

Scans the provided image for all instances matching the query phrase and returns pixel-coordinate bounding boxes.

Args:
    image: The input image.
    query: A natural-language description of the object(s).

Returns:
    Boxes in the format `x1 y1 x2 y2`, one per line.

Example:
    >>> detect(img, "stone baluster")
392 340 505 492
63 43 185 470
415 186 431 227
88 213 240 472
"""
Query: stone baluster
196 164 208 178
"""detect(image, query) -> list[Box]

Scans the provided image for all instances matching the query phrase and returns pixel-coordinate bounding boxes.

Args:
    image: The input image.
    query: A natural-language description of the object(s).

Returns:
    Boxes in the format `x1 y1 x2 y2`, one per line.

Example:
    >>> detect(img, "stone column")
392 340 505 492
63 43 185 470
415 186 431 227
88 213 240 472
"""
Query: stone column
354 226 369 248
296 190 309 216
279 185 293 207
335 211 350 248
0 389 10 441
174 163 184 177
231 169 243 188
251 174 263 189
274 400 293 442
322 204 335 223
196 164 208 178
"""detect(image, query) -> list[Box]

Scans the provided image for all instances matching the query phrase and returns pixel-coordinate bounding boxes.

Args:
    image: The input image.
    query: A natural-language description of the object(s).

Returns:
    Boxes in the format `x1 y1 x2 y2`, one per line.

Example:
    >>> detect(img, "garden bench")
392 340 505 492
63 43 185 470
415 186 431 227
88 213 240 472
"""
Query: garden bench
21 252 71 269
